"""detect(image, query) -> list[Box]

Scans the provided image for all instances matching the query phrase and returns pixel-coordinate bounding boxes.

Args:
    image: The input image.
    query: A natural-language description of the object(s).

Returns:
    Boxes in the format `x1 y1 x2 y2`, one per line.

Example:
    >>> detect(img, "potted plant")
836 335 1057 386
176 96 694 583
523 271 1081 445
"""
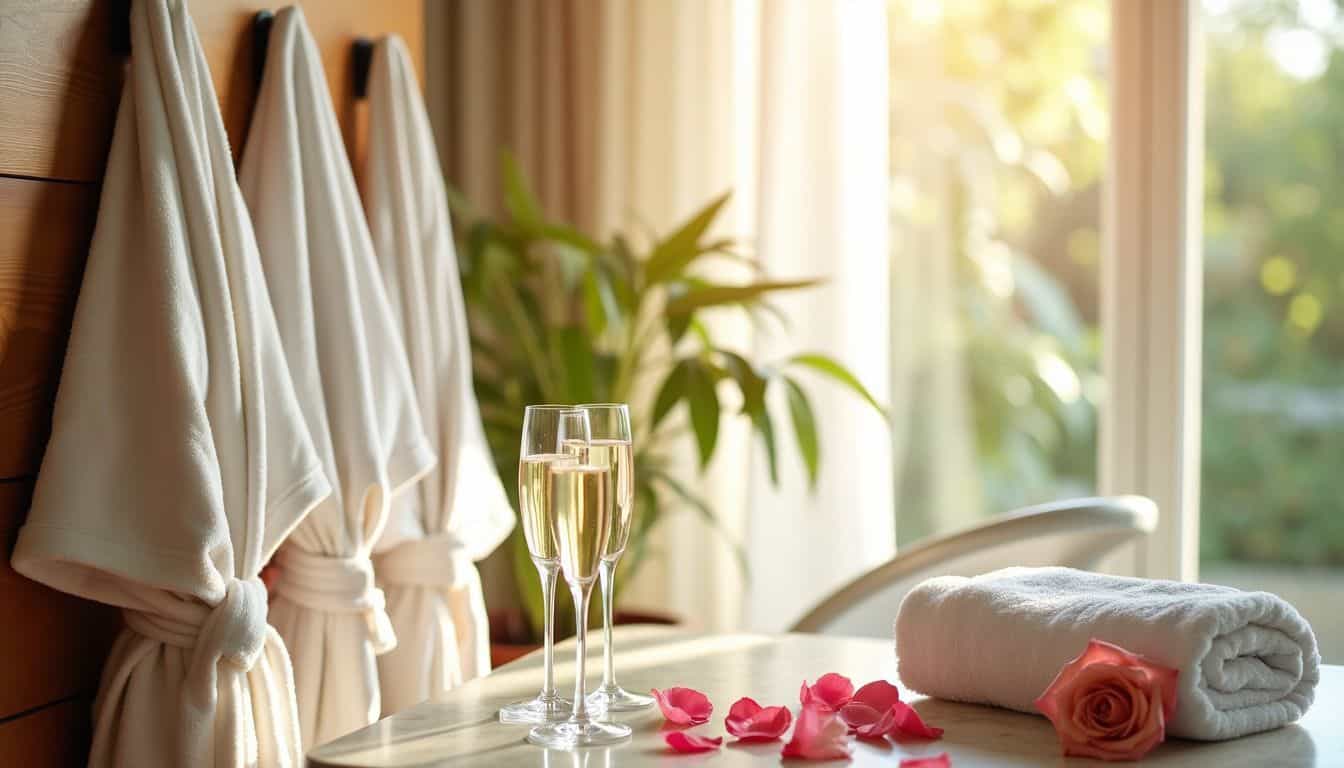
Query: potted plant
453 156 886 655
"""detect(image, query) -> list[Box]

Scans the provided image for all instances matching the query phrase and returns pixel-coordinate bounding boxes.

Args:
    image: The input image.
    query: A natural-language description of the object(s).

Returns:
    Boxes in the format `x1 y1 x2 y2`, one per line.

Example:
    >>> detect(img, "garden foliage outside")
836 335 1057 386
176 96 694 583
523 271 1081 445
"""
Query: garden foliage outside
904 0 1344 568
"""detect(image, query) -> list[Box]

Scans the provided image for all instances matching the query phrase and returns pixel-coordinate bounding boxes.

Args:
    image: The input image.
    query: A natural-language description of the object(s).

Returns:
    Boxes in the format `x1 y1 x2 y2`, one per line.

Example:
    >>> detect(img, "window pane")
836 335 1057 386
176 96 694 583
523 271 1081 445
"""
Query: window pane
1201 0 1344 662
888 0 1107 543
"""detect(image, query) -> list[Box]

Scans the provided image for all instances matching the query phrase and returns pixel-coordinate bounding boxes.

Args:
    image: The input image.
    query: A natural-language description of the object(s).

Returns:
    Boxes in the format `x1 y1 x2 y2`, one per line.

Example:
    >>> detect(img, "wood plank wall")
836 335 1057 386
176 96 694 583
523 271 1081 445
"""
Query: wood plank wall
0 1 423 763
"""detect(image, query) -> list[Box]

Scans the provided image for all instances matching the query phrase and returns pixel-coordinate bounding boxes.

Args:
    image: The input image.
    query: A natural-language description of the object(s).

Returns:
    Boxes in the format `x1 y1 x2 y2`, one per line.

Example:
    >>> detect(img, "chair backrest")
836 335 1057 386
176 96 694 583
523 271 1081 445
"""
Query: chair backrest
789 495 1158 637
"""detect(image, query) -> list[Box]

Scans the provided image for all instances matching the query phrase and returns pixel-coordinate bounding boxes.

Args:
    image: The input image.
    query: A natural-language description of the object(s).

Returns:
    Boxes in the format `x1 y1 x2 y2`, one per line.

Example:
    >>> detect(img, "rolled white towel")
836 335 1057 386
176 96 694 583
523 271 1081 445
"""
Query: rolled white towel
896 567 1320 741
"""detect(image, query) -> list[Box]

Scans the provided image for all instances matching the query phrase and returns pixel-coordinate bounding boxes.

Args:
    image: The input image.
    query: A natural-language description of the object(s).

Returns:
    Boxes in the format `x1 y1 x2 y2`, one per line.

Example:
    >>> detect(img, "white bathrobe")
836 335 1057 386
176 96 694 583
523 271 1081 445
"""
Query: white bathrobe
238 7 437 749
363 35 516 713
10 1 330 765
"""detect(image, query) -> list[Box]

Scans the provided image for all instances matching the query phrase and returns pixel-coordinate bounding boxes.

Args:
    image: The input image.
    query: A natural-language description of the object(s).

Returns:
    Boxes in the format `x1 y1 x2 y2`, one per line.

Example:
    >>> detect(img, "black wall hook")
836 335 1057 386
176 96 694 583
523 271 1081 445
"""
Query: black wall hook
352 37 374 99
253 10 275 88
111 0 132 56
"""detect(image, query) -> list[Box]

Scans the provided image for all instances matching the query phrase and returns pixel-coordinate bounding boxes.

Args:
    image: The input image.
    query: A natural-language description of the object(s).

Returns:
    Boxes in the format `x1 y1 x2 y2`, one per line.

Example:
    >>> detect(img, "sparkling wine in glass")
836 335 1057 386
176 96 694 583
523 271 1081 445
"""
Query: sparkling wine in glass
499 406 589 724
577 404 653 712
527 461 631 748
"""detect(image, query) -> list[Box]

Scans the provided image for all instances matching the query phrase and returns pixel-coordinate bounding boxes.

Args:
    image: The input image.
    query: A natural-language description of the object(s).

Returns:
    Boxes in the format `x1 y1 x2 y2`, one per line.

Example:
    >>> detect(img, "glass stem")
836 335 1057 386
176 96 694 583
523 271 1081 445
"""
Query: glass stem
570 580 594 725
536 558 560 699
599 558 617 689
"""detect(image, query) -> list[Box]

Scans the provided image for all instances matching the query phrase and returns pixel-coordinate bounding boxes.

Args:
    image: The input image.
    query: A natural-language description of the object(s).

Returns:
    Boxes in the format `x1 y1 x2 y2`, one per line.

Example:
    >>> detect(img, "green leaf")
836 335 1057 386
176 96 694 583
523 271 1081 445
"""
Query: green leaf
652 362 688 429
540 223 603 256
783 376 820 488
501 151 543 231
666 314 692 344
684 362 721 467
689 318 714 348
716 349 767 414
488 270 558 400
665 279 821 316
643 192 732 284
582 271 609 336
559 326 595 402
788 353 888 418
749 389 780 485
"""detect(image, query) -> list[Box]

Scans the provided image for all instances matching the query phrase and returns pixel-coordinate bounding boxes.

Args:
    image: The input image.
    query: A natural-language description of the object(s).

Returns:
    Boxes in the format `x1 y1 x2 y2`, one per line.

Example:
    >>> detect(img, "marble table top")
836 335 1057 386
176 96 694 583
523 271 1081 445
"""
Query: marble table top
309 626 1342 767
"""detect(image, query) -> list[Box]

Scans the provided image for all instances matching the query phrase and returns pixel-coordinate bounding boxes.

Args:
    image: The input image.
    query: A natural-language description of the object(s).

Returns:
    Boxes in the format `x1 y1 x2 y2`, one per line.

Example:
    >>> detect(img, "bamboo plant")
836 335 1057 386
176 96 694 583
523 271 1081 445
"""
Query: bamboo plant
454 155 886 639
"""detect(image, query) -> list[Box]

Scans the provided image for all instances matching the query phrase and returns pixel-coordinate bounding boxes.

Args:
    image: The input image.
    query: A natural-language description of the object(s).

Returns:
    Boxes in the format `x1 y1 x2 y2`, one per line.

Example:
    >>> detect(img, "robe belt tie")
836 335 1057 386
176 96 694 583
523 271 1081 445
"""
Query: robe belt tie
124 576 270 671
271 546 398 654
374 533 473 591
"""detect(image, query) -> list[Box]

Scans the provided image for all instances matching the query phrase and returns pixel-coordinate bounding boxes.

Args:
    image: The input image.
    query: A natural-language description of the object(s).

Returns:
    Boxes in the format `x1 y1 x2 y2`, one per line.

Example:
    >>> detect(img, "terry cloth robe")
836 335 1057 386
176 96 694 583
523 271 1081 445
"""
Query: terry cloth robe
363 35 516 713
238 6 437 748
10 0 331 765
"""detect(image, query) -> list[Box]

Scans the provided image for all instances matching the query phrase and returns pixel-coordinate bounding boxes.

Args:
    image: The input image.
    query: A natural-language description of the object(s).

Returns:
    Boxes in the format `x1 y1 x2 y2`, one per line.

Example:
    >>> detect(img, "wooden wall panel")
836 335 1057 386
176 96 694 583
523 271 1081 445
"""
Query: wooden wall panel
0 0 123 183
0 178 96 479
0 0 424 182
0 480 119 721
0 699 96 767
0 0 424 758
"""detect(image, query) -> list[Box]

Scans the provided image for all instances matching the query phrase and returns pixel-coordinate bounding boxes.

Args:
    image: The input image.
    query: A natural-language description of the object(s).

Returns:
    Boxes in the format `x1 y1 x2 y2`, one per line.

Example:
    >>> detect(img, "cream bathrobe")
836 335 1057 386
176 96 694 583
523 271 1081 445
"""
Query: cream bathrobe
11 0 330 765
364 36 516 714
238 7 437 749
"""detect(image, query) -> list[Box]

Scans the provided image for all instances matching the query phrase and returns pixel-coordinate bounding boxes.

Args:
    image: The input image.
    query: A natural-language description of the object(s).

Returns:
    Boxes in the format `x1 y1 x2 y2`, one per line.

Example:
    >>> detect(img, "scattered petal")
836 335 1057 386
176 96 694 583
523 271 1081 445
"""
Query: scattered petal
781 704 853 761
899 752 951 767
890 701 944 740
838 701 898 739
799 673 855 712
725 697 793 741
851 680 902 712
653 687 714 726
664 731 723 753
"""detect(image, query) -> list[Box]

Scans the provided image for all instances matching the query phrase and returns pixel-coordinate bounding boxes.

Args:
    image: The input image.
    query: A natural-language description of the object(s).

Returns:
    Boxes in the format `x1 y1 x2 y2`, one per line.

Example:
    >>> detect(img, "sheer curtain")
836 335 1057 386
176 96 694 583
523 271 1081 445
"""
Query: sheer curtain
425 0 894 631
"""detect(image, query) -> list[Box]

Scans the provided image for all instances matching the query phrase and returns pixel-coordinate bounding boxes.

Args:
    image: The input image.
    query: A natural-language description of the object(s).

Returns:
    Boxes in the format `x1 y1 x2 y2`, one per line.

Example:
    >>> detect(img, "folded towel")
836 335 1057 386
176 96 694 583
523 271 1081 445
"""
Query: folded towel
896 567 1320 741
363 35 516 712
10 0 331 765
238 6 437 748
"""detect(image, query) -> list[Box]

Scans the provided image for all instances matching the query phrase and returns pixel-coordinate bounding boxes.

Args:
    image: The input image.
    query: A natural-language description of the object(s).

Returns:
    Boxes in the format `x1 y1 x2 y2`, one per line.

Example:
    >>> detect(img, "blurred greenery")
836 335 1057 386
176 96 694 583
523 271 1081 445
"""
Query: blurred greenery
1201 0 1344 566
453 156 885 640
889 0 1105 539
891 0 1344 567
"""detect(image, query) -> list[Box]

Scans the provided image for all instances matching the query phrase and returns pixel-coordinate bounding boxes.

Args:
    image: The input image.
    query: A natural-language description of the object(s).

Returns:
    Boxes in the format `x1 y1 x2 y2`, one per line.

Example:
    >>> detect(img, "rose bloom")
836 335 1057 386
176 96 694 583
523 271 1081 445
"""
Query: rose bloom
1034 639 1179 762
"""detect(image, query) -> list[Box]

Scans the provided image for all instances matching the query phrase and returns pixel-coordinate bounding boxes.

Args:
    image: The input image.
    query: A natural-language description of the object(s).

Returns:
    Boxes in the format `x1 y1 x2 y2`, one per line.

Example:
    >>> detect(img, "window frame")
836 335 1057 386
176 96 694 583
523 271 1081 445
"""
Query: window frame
1100 0 1204 581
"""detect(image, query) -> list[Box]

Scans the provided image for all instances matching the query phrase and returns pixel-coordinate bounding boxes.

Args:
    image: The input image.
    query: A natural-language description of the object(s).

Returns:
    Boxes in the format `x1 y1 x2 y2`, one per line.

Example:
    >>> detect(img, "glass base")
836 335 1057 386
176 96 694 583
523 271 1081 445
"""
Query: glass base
587 684 654 712
527 719 632 748
499 693 573 724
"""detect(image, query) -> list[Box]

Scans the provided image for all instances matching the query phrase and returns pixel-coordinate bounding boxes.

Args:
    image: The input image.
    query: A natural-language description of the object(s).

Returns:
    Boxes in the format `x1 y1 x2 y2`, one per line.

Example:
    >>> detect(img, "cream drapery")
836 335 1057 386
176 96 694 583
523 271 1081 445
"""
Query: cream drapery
426 0 894 631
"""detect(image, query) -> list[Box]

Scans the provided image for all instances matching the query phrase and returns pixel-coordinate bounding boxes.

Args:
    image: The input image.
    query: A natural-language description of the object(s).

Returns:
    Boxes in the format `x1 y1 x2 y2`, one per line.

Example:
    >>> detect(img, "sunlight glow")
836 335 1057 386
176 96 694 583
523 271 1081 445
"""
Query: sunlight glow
1289 292 1324 334
1037 352 1082 404
1261 256 1298 296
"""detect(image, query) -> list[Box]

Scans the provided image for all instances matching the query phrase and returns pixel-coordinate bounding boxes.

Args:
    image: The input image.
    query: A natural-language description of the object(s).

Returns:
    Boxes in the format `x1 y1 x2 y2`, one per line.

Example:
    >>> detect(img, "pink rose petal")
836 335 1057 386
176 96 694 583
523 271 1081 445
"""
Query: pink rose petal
799 673 855 712
838 701 899 739
890 701 944 740
725 697 793 741
664 731 723 753
851 680 902 711
1034 638 1179 762
653 687 713 726
839 680 906 737
781 704 853 761
899 753 951 767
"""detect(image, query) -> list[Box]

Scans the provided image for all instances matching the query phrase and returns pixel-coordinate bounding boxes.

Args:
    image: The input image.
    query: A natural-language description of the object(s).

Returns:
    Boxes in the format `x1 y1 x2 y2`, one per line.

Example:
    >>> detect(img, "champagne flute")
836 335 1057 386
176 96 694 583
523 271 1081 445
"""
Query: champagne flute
575 404 653 711
499 406 589 724
527 459 631 747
